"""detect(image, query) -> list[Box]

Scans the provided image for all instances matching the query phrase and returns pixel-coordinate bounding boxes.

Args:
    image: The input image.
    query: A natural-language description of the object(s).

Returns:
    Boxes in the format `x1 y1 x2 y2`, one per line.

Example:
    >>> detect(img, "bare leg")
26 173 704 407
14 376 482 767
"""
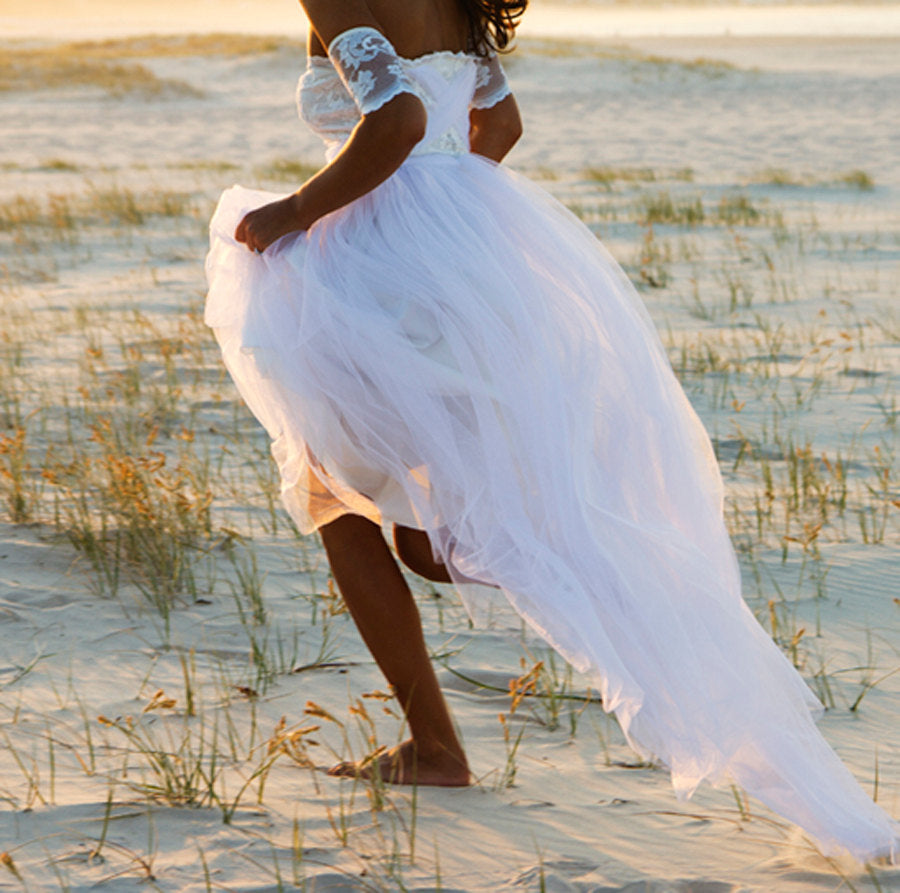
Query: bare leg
393 524 498 588
393 524 453 583
319 513 470 786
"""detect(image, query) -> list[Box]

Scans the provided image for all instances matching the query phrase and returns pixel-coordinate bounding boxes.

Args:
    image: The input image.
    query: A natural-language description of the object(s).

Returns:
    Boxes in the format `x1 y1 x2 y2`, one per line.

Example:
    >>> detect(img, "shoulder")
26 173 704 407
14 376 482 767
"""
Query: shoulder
299 0 381 48
300 0 435 58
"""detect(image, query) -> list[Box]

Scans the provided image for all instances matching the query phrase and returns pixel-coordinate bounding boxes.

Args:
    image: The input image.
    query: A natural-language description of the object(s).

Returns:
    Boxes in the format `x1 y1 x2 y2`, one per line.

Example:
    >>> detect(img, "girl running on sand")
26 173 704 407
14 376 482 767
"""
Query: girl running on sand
206 0 898 861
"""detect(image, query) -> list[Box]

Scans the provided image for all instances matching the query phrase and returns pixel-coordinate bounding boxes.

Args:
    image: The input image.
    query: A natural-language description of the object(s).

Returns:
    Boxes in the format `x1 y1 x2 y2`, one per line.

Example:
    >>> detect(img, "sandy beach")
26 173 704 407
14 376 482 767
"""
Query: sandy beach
0 9 898 891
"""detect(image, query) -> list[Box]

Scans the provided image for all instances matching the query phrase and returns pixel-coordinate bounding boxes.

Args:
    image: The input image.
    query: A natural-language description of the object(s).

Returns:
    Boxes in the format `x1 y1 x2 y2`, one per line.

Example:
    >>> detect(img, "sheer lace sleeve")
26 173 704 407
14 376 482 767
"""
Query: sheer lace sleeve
327 26 419 116
470 54 512 110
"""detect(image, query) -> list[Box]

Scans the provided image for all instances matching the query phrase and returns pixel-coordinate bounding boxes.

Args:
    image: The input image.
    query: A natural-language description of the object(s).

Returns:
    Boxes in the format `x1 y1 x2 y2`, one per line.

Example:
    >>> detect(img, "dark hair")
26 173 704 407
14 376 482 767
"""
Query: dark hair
461 0 527 54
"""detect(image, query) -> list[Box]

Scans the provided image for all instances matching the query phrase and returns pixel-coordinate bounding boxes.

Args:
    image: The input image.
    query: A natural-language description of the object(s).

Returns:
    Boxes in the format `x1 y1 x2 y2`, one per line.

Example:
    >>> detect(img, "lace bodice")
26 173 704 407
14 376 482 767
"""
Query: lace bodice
297 26 511 160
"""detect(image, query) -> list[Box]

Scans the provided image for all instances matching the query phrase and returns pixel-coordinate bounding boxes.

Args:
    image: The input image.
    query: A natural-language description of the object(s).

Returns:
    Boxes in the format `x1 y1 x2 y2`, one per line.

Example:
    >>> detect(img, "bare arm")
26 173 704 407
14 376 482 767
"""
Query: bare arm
469 93 523 163
235 94 425 251
235 0 427 252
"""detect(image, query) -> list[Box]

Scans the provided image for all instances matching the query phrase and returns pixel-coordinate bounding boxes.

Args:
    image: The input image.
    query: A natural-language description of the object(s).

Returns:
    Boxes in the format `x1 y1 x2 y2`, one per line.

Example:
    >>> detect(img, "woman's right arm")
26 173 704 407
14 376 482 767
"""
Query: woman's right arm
235 0 427 252
469 93 523 162
294 0 429 225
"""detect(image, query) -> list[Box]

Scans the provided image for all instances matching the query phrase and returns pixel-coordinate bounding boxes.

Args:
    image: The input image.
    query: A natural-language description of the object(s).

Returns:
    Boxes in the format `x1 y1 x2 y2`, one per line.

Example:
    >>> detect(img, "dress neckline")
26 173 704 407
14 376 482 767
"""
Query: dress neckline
313 24 478 67
308 47 477 66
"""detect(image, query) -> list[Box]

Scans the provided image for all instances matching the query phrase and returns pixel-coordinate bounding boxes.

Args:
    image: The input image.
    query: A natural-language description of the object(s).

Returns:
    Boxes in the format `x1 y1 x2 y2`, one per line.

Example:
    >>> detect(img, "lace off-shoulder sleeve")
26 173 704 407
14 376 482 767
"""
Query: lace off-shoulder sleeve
470 54 512 110
327 26 419 116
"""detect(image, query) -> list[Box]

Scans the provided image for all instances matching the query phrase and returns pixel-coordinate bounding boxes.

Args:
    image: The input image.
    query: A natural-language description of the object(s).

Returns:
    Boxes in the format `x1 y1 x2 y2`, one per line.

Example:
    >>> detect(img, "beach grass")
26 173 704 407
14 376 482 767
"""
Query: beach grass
66 33 304 59
0 30 896 893
0 186 199 240
750 167 878 191
519 37 740 76
0 44 202 97
254 158 321 185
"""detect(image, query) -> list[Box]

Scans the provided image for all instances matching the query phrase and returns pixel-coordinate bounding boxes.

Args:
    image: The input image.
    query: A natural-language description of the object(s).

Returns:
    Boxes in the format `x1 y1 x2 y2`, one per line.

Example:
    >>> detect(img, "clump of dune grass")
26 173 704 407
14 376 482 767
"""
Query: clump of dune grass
750 167 876 192
690 192 782 228
67 33 302 60
168 159 240 174
40 158 80 172
584 166 695 191
254 158 321 185
519 37 739 76
672 323 898 552
751 167 809 188
0 186 200 248
634 224 671 288
0 286 310 634
0 300 222 625
0 194 73 234
715 193 762 226
95 681 316 820
48 411 213 619
87 183 198 225
0 45 202 98
635 191 705 226
639 53 737 76
0 426 34 523
835 169 875 191
585 166 658 187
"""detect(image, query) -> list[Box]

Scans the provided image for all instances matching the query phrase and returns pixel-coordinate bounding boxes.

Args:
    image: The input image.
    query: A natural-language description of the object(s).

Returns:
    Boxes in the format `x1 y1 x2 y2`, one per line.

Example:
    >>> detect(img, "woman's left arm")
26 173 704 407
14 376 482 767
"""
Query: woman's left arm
235 1 427 253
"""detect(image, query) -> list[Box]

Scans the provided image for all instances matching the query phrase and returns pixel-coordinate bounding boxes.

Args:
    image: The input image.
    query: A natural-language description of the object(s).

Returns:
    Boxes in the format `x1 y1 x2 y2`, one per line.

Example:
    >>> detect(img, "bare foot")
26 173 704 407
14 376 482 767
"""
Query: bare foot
327 738 470 787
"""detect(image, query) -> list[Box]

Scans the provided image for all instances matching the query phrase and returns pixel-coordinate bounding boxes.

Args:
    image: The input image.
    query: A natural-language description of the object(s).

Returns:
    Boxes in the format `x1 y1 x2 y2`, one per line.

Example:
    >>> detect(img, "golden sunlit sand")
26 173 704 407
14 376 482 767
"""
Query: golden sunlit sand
0 24 897 892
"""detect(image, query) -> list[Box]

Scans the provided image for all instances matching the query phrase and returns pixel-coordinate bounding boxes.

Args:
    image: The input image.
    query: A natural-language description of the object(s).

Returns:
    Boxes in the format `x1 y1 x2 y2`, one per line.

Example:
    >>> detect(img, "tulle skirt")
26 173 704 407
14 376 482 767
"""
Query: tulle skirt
205 151 898 861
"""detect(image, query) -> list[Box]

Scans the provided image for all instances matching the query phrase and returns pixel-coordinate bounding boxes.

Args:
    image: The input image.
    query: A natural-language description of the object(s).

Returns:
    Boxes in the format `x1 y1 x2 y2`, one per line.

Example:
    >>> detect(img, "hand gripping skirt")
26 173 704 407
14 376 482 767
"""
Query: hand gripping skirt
205 152 899 862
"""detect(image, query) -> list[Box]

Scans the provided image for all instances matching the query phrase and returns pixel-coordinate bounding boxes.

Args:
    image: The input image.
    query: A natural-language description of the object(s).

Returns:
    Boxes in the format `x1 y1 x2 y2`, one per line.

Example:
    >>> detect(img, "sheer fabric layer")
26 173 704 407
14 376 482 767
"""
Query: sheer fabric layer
299 28 509 162
206 28 899 863
471 53 511 109
206 159 898 862
328 26 419 116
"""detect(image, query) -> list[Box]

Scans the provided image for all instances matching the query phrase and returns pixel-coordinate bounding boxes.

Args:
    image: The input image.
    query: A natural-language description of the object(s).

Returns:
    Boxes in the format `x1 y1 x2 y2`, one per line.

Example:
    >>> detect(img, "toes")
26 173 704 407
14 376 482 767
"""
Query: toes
326 754 398 782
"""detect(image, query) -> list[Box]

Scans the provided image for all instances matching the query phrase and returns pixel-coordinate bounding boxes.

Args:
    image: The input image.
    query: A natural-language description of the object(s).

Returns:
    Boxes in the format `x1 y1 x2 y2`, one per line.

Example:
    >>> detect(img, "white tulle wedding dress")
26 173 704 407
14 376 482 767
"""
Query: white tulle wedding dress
205 26 898 861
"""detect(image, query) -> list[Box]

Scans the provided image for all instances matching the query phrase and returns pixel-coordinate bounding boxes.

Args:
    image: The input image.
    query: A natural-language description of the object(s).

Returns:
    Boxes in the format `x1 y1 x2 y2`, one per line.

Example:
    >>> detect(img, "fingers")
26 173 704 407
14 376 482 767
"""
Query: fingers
234 213 250 246
248 232 268 254
234 212 266 254
235 198 298 254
